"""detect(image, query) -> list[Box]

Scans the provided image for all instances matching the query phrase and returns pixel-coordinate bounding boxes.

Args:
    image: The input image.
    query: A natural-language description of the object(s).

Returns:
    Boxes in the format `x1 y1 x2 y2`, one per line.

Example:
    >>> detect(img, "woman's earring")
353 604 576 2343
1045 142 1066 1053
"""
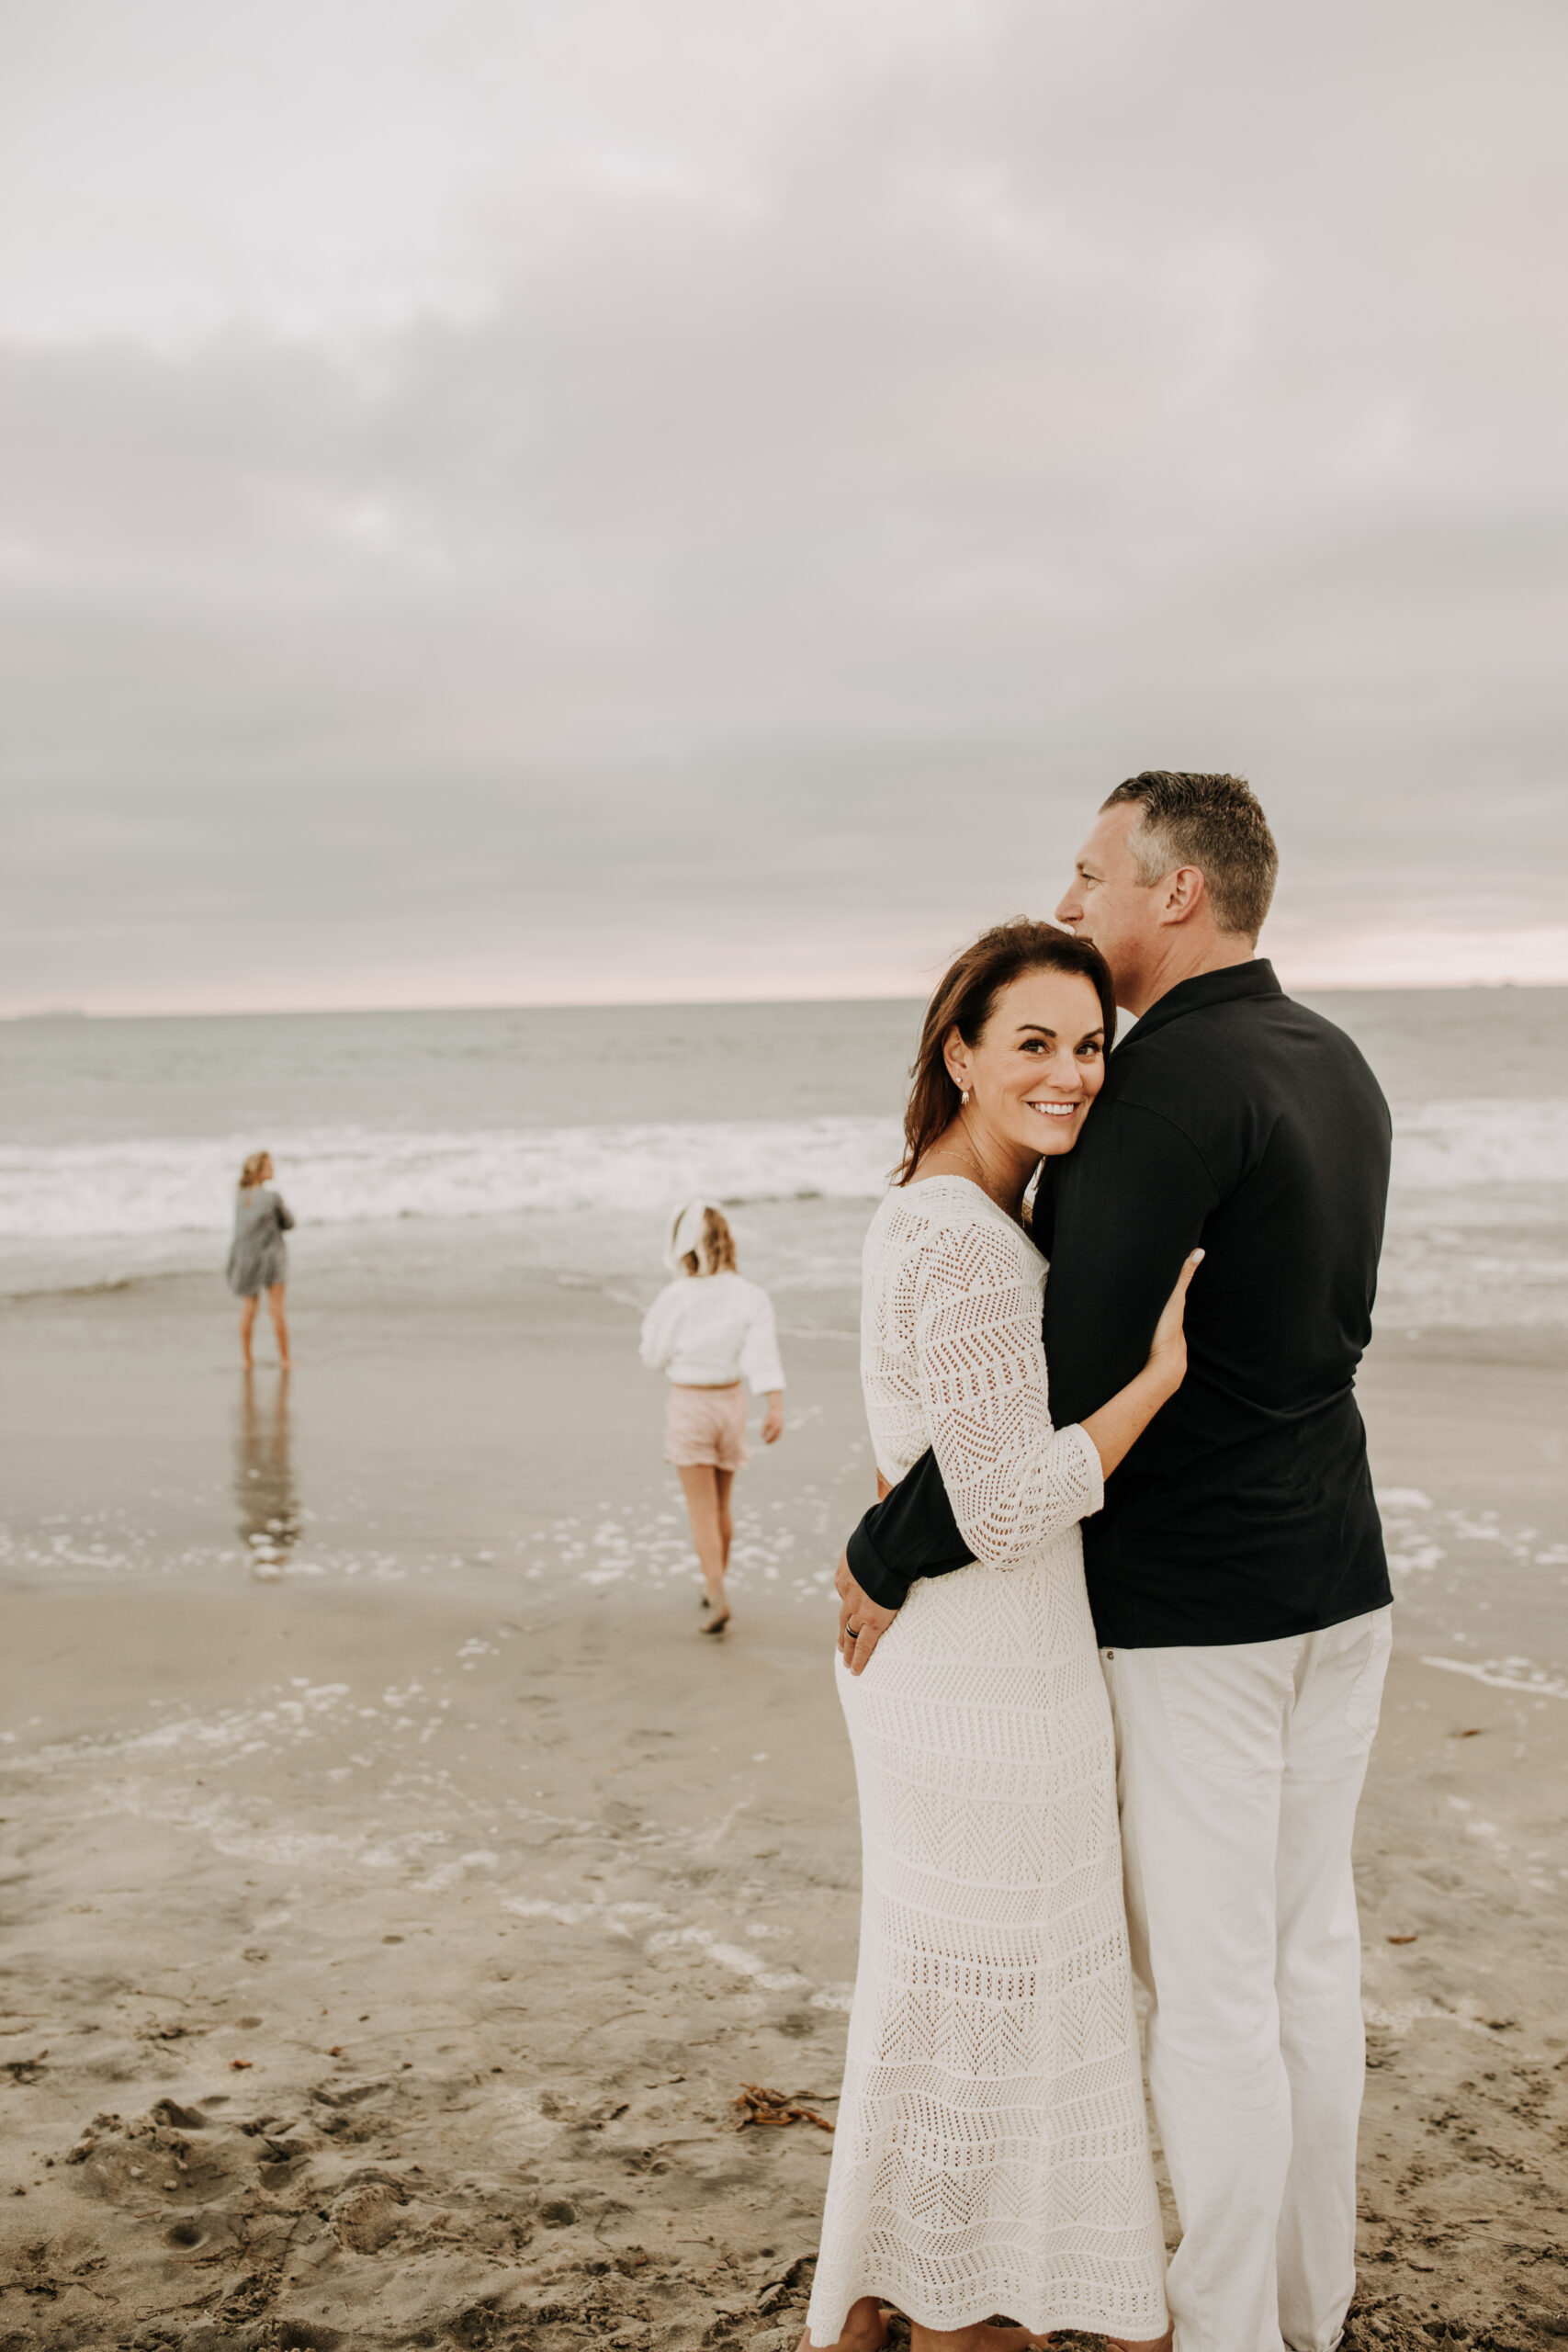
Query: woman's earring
960 1089 971 1106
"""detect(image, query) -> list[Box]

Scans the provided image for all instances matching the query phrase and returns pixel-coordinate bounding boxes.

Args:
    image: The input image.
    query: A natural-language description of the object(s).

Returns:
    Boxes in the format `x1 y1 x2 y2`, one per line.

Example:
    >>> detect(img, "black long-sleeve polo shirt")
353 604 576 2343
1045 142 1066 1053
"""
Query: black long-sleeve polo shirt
846 961 1394 1647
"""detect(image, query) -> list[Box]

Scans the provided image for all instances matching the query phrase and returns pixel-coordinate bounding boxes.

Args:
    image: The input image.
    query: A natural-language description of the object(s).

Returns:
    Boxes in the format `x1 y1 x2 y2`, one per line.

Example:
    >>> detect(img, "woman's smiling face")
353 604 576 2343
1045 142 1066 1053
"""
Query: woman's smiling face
944 967 1108 1163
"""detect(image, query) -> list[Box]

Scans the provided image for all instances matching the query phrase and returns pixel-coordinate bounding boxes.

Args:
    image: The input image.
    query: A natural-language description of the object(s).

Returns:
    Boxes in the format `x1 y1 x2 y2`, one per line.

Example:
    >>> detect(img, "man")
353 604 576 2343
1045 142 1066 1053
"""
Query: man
836 772 1393 2352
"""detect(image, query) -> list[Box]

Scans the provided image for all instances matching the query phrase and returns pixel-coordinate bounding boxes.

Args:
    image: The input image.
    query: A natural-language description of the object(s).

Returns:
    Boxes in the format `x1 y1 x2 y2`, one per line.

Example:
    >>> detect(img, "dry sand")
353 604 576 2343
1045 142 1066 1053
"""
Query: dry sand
2 1280 1565 2352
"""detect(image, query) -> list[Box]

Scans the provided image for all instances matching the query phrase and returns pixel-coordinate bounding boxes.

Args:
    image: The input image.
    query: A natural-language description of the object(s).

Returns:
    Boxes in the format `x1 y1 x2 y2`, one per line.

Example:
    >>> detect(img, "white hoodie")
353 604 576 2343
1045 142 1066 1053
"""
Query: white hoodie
639 1271 786 1393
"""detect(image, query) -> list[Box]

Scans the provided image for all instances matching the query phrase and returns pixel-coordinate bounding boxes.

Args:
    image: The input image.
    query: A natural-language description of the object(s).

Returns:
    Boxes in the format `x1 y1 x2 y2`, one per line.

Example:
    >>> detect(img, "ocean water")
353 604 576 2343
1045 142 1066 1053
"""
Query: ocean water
2 989 1565 1334
4 990 1566 1695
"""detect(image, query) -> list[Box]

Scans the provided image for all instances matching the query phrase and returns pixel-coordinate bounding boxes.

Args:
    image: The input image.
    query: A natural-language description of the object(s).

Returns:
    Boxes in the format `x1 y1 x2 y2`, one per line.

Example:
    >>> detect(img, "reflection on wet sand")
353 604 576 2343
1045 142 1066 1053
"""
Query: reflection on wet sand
235 1368 300 1578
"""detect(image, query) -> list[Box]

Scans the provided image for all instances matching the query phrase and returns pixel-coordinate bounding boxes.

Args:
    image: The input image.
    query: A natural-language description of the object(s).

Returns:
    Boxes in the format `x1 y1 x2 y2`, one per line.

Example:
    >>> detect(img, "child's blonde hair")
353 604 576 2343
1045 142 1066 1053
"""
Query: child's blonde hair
678 1204 737 1278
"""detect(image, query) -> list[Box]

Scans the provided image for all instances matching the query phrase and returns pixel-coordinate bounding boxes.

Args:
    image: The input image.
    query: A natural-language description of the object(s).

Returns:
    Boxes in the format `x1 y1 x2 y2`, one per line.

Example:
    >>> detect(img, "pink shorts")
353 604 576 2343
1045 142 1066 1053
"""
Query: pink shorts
664 1382 750 1472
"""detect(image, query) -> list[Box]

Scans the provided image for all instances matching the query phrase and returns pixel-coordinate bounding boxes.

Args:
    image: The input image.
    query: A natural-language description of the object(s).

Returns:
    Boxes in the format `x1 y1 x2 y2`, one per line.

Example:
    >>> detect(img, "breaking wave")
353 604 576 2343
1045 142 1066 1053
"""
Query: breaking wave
0 1096 1562 1243
0 1116 901 1240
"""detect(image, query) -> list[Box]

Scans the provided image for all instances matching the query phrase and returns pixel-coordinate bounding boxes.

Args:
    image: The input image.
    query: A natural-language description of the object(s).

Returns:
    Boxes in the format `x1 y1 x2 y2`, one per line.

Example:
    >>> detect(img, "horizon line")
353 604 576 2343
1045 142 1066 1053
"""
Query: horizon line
6 973 1567 1023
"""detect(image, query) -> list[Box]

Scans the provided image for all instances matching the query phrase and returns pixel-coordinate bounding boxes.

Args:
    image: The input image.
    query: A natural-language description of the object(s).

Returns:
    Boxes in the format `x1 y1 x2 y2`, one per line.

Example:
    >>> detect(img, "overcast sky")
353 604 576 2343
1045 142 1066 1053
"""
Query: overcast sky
2 0 1565 1014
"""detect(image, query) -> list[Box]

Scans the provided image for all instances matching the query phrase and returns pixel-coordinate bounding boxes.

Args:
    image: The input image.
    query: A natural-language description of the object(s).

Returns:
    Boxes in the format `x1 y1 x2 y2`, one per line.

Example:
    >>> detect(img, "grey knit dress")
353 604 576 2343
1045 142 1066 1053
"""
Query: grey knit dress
226 1185 295 1297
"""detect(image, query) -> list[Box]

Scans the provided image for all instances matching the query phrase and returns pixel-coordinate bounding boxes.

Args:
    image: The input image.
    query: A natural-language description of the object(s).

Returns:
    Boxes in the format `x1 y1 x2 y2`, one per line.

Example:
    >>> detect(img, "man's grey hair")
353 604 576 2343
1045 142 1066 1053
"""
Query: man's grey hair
1101 771 1279 940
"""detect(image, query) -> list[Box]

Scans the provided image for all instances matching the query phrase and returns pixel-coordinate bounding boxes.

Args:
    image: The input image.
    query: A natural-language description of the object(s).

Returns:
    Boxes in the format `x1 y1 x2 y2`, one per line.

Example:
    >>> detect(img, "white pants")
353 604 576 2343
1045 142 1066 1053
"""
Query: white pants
1101 1607 1393 2352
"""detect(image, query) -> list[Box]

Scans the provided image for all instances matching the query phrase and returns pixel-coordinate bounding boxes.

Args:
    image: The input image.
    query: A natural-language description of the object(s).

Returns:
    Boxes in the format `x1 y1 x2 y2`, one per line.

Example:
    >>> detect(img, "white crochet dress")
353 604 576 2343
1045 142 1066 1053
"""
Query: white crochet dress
806 1177 1168 2346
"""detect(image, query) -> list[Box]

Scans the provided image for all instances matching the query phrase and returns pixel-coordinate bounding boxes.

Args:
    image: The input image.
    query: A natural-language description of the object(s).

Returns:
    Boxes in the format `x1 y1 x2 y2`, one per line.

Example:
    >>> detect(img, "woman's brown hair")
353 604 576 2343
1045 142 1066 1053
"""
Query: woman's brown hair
239 1150 272 1190
895 920 1117 1184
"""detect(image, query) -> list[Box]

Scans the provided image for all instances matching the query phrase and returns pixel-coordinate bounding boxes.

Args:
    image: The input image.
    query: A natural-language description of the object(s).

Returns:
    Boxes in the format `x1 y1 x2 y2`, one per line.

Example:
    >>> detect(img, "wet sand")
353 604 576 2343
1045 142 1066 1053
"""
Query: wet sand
2 1279 1566 2352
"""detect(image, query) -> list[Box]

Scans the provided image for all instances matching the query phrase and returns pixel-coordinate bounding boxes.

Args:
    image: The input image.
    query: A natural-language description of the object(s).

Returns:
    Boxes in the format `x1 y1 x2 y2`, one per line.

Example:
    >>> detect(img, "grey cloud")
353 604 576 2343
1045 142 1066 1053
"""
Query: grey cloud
1 0 1565 1008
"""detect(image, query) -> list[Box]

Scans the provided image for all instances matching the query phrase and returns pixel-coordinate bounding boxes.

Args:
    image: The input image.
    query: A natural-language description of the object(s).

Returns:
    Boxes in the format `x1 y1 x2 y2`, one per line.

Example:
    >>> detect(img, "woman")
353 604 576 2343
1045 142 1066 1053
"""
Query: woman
639 1200 784 1634
801 922 1201 2352
226 1150 295 1371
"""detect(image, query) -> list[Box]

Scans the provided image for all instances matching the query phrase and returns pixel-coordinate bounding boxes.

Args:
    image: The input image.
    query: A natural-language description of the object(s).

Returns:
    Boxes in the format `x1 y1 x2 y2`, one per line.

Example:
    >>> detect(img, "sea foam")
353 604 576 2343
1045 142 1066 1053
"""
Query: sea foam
1 1097 1562 1243
0 1115 901 1240
1391 1097 1568 1190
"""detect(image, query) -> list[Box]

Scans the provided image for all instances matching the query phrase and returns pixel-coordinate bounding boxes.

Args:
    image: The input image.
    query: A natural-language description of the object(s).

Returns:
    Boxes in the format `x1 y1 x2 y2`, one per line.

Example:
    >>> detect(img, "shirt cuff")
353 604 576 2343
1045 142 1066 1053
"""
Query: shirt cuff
1065 1422 1105 1517
845 1517 910 1613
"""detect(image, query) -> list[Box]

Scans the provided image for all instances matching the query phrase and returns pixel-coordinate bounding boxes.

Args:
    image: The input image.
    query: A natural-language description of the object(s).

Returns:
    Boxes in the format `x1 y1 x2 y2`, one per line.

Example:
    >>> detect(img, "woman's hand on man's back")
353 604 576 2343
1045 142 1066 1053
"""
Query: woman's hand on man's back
1145 1248 1203 1395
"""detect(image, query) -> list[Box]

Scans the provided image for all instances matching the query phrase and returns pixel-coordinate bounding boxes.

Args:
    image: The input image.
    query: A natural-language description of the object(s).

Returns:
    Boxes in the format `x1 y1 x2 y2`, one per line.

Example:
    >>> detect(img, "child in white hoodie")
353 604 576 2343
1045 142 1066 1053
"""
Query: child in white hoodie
640 1199 785 1634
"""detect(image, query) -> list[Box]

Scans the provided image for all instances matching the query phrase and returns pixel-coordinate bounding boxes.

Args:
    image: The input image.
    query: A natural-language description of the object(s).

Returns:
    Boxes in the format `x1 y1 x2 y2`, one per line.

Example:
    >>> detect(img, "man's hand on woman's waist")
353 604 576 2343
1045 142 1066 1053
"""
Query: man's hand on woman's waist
835 1468 898 1674
836 1551 897 1675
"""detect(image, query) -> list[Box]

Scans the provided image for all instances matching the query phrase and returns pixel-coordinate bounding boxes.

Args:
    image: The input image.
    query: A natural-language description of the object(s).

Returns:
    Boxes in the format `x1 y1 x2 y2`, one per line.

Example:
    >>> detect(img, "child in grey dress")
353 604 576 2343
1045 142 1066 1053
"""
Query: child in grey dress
227 1150 295 1369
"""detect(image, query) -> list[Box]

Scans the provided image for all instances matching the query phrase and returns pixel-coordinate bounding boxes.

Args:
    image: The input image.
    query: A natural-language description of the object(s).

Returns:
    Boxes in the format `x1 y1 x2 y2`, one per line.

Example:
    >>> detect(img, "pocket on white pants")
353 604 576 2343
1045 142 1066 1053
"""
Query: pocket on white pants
1342 1606 1393 1746
1151 1642 1296 1777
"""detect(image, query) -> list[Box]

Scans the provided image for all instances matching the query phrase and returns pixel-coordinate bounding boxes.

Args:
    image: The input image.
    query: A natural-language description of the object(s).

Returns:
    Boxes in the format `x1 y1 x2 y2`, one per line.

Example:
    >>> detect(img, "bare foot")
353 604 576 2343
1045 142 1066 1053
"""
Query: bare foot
701 1611 732 1636
795 2299 890 2352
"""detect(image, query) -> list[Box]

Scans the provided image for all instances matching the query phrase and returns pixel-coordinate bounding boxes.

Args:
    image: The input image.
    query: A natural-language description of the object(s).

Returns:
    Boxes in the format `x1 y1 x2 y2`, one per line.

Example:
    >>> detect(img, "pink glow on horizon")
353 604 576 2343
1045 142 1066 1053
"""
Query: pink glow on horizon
6 926 1567 1021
